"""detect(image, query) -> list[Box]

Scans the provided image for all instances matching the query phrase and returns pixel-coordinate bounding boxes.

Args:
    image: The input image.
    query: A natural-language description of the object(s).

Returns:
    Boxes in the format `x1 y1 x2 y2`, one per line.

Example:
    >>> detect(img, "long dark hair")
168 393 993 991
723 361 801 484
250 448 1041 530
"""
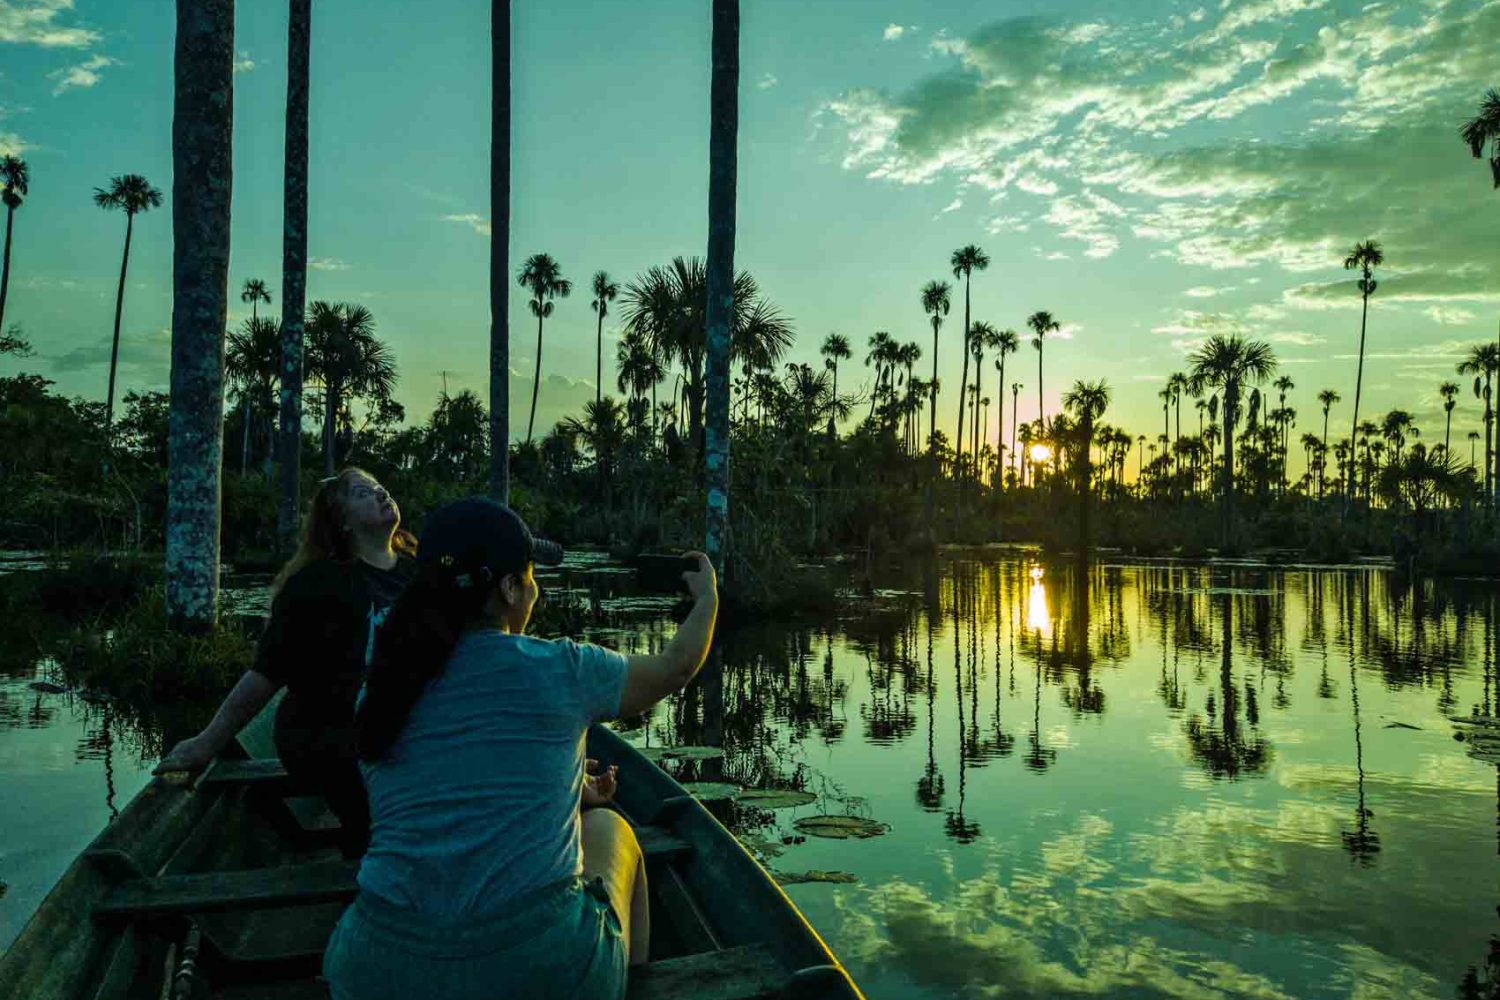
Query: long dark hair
356 561 494 761
271 467 418 597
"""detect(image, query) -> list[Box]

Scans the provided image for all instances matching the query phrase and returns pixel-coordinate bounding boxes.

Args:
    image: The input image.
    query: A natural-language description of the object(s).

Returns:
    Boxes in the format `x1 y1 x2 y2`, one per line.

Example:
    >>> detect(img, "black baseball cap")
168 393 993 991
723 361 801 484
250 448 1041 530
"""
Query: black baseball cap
417 497 564 583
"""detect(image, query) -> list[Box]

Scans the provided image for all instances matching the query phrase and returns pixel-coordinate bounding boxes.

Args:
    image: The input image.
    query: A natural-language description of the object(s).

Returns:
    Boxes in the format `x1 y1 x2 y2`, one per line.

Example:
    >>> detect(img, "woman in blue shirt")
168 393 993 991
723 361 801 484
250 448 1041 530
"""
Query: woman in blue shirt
324 496 719 1000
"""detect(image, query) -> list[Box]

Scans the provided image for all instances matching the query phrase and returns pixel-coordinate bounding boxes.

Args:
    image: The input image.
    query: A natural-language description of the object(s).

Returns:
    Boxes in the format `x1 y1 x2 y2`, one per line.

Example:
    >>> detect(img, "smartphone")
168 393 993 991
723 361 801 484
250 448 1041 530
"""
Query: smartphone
634 553 698 592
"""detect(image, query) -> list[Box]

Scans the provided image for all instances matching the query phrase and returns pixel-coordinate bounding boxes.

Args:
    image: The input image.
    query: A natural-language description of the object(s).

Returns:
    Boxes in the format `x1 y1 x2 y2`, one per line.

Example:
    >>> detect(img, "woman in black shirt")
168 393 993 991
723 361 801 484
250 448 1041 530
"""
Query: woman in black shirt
156 468 416 856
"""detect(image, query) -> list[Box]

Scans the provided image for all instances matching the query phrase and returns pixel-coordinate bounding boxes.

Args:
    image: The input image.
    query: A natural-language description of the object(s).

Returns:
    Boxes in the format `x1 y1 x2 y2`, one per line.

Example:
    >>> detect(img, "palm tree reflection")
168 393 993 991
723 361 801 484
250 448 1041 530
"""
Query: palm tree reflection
917 607 945 811
1185 588 1272 780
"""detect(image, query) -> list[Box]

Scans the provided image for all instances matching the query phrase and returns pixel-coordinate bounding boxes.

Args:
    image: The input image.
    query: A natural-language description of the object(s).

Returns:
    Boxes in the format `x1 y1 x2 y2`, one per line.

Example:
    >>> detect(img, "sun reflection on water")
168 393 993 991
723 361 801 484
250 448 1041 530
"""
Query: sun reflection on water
1026 566 1051 636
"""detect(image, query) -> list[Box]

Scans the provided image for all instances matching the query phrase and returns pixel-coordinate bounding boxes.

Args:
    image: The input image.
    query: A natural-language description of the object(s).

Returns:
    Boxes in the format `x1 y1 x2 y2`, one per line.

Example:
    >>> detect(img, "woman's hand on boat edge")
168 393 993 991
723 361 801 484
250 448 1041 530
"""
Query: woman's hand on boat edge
154 734 216 775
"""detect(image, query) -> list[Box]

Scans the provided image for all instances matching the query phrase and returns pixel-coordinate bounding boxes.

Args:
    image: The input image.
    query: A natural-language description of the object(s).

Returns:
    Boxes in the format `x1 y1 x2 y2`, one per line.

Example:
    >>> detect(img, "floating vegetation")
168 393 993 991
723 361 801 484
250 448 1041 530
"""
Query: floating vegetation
681 781 741 802
639 745 725 764
793 815 889 840
736 788 817 809
736 832 787 861
773 870 858 886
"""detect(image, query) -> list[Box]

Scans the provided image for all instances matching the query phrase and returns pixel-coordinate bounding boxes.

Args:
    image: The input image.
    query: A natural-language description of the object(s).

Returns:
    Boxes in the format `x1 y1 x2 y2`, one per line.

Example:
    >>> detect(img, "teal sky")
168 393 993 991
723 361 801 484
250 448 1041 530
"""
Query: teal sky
1 0 1497 457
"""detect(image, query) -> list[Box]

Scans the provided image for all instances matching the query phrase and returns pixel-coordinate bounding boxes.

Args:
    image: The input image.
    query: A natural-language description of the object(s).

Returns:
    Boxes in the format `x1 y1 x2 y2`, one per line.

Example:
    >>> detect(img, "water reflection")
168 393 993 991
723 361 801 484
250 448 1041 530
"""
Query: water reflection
8 556 1500 997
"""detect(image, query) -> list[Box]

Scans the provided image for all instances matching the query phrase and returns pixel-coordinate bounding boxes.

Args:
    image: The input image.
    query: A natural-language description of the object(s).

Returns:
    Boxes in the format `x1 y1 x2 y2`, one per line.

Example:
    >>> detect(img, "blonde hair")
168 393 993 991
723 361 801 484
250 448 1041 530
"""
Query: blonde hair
270 467 417 597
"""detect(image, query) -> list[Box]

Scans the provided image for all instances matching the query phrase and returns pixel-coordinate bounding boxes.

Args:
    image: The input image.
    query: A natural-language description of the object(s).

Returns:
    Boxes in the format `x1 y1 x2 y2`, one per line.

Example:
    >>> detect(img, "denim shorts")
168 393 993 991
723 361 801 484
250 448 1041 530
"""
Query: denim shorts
322 876 627 1000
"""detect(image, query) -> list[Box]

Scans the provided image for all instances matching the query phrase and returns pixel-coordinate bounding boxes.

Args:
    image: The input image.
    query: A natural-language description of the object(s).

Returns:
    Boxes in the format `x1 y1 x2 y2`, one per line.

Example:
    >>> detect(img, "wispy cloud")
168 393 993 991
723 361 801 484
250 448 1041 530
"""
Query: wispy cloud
1425 305 1477 326
1184 285 1234 298
442 213 491 237
756 72 778 90
882 23 908 41
233 50 255 73
48 52 115 95
308 256 349 272
0 0 98 48
0 132 27 157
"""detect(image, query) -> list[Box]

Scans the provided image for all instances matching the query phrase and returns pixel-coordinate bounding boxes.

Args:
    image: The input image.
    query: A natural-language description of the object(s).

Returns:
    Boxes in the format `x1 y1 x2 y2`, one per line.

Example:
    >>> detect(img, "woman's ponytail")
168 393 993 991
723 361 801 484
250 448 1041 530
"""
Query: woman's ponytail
356 562 491 761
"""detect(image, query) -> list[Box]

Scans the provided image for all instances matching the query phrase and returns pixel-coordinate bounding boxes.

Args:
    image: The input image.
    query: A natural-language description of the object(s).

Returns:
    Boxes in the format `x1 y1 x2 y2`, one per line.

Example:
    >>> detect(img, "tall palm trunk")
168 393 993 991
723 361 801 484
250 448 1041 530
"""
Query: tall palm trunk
104 211 136 436
277 0 310 552
954 275 971 496
1344 287 1370 516
1078 416 1093 551
166 0 232 632
240 395 251 474
323 381 339 476
1036 343 1044 434
1221 384 1236 552
1320 408 1330 497
0 200 15 336
526 311 543 443
488 0 512 501
971 351 983 469
926 318 939 526
996 356 1007 490
1010 386 1018 485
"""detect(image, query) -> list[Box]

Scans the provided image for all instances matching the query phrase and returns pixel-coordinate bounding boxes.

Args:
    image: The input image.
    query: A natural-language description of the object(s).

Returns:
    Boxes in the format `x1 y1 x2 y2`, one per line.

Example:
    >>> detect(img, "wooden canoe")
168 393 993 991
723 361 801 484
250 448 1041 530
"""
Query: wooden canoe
0 709 864 1000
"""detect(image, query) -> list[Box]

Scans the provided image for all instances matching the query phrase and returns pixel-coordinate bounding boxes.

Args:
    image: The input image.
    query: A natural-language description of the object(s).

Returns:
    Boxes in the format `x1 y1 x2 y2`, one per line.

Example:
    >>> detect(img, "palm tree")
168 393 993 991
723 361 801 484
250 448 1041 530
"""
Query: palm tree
241 278 271 322
1342 239 1383 512
1010 381 1021 484
1380 409 1416 463
996 329 1020 485
489 0 512 501
621 256 791 461
1440 380 1460 455
279 0 312 549
863 330 895 425
305 301 397 475
1027 310 1060 431
1459 342 1500 502
517 253 571 443
1063 379 1111 550
950 244 990 491
921 281 951 455
1317 388 1339 496
1188 334 1277 552
227 316 281 475
94 174 164 436
1470 430 1482 470
564 397 627 516
0 155 29 338
237 279 273 472
590 270 619 405
820 332 851 421
1273 374 1295 492
967 321 998 466
1460 88 1500 188
165 0 232 632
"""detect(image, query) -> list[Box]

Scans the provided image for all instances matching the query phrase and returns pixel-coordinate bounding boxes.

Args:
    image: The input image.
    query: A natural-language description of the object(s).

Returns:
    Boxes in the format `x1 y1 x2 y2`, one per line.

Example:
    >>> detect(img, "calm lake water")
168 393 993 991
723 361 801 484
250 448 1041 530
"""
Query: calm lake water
3 554 1500 999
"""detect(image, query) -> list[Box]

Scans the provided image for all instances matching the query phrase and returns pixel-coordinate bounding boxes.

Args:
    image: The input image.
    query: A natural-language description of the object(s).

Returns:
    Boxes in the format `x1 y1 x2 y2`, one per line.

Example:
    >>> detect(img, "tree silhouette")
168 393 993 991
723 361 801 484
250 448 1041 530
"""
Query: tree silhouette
0 155 29 339
1342 240 1384 514
94 174 164 437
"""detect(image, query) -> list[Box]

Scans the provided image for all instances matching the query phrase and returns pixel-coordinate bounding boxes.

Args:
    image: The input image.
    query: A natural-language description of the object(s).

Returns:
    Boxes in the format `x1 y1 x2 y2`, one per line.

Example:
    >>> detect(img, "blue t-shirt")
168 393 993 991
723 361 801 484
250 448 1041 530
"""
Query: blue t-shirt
356 631 629 917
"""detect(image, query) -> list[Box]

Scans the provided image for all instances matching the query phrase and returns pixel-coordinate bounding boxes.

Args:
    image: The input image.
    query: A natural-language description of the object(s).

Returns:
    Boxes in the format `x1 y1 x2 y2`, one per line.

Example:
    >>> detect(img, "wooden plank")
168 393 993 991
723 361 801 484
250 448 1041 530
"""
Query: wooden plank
637 826 692 864
95 860 358 918
199 758 296 792
626 943 783 1000
199 903 344 967
216 982 330 1000
653 866 721 954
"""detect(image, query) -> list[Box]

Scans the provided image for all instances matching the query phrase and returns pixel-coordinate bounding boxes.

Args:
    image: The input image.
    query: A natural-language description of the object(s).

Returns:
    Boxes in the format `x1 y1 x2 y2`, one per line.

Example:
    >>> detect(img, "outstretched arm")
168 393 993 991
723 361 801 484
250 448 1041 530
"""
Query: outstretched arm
616 553 718 718
155 670 280 774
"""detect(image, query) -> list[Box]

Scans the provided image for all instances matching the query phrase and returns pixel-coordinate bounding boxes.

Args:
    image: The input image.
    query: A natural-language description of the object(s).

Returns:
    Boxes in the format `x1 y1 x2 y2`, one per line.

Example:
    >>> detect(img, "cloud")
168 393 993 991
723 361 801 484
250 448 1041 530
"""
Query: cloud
442 212 491 237
756 72 777 90
0 0 97 47
882 23 907 41
233 51 255 73
939 197 962 214
0 132 27 157
1425 305 1477 326
48 52 115 95
49 326 170 377
820 1 1500 303
308 256 349 271
1184 285 1234 298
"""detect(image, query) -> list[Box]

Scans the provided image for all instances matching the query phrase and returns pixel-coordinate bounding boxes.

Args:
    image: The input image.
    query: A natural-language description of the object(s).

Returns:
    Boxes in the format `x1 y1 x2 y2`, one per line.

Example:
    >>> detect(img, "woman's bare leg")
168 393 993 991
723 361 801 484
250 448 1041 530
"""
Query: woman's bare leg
580 808 650 965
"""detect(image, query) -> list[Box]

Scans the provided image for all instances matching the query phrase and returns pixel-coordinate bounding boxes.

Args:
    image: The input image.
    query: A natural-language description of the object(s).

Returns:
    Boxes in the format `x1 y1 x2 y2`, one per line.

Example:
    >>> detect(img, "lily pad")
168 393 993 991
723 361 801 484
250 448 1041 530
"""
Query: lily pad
681 781 741 802
737 833 786 860
638 745 725 764
793 815 889 840
736 788 817 810
773 869 859 886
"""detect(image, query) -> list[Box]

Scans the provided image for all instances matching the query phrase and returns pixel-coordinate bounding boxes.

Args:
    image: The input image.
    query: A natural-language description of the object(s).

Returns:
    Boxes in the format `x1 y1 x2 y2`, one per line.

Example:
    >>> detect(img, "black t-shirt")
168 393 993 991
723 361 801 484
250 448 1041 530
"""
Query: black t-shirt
255 555 417 732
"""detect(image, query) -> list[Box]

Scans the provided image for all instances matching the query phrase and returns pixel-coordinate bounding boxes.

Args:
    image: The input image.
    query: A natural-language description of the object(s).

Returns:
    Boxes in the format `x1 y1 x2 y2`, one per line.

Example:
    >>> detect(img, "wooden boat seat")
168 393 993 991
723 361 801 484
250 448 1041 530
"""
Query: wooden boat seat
627 943 783 1000
94 827 692 919
208 943 782 1000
